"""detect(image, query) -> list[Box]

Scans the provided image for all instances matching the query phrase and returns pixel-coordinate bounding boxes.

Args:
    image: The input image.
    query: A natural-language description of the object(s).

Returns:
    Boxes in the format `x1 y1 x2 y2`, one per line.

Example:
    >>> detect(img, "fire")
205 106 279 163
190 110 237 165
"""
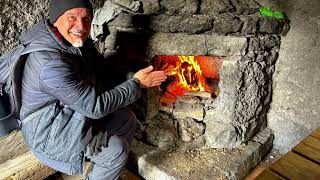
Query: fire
156 55 221 105
164 56 208 93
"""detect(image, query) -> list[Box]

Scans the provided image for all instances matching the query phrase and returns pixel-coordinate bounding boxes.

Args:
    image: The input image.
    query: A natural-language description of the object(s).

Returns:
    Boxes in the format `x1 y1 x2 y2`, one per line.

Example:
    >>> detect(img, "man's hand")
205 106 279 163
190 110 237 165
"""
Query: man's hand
133 65 167 88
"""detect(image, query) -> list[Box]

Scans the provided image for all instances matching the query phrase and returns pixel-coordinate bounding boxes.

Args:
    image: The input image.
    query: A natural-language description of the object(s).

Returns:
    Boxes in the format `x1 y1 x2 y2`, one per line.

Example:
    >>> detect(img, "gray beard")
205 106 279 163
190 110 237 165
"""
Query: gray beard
72 39 84 48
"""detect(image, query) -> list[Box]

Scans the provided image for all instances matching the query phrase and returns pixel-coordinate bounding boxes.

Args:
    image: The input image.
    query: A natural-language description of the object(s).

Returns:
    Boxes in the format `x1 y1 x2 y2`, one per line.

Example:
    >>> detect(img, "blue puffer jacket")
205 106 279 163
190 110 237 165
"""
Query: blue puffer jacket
19 20 141 175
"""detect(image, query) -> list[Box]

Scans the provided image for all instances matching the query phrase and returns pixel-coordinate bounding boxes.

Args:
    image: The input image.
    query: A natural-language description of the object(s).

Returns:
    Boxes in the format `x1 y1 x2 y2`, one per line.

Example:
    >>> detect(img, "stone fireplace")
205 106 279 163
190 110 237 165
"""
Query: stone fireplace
93 0 289 179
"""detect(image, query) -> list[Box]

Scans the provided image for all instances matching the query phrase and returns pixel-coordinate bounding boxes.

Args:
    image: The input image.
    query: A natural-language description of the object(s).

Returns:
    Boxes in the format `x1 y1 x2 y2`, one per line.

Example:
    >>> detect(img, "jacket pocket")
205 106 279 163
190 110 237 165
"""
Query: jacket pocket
44 104 86 162
21 105 55 150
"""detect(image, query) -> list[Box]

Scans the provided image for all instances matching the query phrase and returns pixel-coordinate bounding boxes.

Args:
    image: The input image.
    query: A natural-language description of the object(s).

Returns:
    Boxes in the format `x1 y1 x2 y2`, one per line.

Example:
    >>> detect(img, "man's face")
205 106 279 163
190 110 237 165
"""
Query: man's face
53 8 91 47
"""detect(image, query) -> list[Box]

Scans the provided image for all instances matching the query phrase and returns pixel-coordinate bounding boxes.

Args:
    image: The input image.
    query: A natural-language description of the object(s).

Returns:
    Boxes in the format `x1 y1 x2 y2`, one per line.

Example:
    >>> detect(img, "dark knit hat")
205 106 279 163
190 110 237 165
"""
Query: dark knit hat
49 0 93 23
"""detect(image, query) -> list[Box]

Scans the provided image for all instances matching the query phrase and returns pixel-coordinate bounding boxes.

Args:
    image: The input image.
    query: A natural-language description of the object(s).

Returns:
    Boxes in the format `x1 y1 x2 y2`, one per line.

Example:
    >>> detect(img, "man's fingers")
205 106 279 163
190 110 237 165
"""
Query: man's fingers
150 71 166 76
140 65 153 73
153 77 167 82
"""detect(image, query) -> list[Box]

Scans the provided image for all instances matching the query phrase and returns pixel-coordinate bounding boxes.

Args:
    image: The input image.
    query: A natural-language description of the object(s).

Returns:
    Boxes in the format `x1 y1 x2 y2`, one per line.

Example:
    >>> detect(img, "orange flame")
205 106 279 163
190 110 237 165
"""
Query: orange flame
165 56 207 92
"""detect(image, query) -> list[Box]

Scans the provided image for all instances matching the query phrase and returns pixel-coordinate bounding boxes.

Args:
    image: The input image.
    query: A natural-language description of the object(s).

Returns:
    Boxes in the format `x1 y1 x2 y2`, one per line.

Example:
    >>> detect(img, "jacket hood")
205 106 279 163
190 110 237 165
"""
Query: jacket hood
19 19 80 54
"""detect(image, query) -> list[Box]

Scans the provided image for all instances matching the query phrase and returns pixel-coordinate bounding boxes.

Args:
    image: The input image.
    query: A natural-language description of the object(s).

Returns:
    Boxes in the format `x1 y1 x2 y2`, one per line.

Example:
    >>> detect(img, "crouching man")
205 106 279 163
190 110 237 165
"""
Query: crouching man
19 0 166 179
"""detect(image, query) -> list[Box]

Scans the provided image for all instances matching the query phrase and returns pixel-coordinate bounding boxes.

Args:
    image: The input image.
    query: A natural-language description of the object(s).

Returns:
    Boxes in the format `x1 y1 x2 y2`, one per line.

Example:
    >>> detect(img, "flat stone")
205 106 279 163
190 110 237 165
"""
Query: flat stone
149 14 213 34
176 95 201 104
173 102 204 121
147 33 247 58
205 35 247 56
133 128 274 180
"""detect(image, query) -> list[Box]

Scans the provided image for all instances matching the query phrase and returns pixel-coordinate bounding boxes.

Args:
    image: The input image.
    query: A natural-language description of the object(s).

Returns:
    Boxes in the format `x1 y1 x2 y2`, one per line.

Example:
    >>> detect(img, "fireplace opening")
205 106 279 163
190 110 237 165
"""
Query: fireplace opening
154 55 222 105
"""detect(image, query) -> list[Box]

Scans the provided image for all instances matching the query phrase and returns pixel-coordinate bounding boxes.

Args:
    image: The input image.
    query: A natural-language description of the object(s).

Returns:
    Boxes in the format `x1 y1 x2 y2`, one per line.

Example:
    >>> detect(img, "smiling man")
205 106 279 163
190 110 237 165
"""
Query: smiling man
18 0 166 179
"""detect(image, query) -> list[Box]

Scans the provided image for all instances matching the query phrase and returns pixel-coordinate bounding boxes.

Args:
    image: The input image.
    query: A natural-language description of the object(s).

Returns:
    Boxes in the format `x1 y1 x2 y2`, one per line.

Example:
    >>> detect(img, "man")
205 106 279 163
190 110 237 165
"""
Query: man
18 0 166 179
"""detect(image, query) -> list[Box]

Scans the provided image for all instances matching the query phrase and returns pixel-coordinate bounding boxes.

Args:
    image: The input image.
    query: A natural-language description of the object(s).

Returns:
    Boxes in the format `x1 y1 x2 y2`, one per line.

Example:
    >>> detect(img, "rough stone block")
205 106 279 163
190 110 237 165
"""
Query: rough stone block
231 0 260 15
141 0 160 15
160 0 198 15
235 60 271 125
177 118 205 142
204 121 240 148
258 16 285 34
205 35 247 56
248 35 280 51
149 14 213 34
239 15 259 35
146 88 161 120
212 14 244 35
200 0 234 14
145 114 177 148
204 59 239 124
235 119 267 142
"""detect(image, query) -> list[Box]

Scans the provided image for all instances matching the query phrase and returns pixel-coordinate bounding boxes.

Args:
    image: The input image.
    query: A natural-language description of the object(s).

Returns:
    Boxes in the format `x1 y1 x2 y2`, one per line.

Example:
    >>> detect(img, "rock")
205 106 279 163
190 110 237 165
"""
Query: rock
141 0 160 15
149 14 213 34
145 114 177 148
177 118 205 142
173 101 204 121
200 0 235 15
239 15 259 35
0 0 49 55
230 0 260 15
212 14 244 35
160 0 198 15
248 35 280 51
258 17 285 34
146 33 247 58
176 95 200 104
204 121 240 148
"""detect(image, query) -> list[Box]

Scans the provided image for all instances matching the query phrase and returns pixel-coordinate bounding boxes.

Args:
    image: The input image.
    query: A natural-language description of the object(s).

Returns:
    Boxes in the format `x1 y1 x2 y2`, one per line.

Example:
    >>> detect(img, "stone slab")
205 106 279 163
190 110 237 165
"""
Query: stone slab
147 33 247 58
133 128 274 180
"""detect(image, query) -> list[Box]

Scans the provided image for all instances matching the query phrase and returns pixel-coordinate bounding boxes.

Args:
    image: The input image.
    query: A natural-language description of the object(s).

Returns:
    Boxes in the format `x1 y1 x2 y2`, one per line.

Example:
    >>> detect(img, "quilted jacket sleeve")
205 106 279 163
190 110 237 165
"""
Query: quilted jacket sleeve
39 54 141 119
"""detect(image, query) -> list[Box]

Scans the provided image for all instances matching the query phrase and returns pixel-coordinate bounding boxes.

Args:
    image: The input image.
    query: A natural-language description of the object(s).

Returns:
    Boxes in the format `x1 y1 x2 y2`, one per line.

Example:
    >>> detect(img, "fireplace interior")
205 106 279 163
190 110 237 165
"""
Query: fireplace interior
154 55 222 105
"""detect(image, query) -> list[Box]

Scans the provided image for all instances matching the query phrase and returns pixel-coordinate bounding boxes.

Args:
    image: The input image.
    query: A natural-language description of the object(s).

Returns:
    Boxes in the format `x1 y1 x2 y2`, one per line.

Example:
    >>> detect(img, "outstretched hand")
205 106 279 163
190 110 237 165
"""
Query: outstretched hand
133 65 167 88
